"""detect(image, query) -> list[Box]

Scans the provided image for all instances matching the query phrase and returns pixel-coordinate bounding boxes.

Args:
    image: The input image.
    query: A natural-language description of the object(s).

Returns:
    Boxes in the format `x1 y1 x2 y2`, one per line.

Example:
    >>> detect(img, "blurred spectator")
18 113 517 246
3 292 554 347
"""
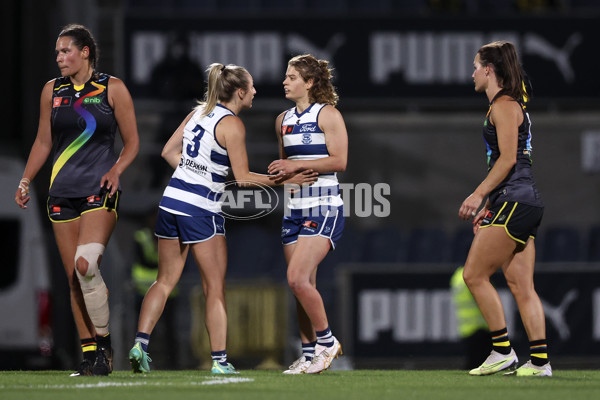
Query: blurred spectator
148 31 204 188
150 31 203 101
131 209 179 368
450 266 489 369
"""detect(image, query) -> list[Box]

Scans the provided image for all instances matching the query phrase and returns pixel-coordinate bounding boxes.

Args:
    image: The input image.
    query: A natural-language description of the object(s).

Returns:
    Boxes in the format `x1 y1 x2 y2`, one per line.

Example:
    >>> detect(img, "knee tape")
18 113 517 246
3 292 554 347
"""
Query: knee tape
75 243 110 333
75 243 105 284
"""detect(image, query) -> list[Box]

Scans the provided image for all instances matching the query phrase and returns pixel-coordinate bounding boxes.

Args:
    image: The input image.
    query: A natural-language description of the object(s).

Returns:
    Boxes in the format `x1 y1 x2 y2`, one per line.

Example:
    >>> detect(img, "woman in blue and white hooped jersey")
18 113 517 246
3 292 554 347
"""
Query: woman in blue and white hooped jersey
268 54 348 374
129 63 317 375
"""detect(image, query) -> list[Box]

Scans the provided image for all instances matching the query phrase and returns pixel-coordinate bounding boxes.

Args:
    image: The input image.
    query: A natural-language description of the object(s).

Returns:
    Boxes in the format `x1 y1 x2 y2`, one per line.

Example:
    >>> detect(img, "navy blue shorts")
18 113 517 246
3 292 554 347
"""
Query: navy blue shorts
480 201 543 244
155 207 225 244
281 206 344 250
47 189 120 222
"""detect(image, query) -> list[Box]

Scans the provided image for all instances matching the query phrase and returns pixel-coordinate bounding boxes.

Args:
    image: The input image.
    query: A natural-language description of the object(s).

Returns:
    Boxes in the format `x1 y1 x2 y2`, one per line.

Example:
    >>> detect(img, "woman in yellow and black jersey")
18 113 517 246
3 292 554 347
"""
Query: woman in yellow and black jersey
50 71 119 197
15 24 139 377
482 92 543 210
458 41 551 377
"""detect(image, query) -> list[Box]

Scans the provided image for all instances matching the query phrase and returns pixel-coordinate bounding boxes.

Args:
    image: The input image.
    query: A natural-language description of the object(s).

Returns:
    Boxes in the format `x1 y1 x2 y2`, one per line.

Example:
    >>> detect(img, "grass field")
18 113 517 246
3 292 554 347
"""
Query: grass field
1 369 599 400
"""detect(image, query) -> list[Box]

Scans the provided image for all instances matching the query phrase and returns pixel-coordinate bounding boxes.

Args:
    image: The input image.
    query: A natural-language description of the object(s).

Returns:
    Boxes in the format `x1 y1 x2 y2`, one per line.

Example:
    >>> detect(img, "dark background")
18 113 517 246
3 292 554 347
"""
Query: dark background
2 0 600 371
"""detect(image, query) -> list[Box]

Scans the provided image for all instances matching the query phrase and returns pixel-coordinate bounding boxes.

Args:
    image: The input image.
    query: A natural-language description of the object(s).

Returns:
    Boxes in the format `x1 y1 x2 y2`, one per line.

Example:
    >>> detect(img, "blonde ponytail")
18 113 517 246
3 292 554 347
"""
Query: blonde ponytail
196 63 250 117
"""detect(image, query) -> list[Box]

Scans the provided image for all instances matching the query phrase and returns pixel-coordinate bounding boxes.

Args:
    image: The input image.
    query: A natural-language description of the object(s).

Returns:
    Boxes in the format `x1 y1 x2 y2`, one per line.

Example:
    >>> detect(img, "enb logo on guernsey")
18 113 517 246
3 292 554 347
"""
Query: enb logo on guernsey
216 181 279 220
83 97 102 104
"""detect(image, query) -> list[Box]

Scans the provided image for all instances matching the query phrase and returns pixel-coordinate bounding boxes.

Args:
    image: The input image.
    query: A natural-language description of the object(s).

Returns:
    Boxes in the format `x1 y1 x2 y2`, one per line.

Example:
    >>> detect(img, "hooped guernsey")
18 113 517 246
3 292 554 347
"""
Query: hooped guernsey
50 73 118 197
159 104 233 217
483 96 543 208
280 102 344 211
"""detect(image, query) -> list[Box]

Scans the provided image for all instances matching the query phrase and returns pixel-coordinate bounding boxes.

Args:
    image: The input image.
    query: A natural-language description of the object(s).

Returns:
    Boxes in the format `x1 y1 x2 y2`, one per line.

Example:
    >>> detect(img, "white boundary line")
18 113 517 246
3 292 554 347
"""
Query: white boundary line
0 376 254 390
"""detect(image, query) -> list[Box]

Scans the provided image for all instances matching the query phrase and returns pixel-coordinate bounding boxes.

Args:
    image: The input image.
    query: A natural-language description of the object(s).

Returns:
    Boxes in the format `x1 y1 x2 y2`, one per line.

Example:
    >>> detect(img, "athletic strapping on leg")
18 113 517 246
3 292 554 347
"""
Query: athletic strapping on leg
15 24 140 377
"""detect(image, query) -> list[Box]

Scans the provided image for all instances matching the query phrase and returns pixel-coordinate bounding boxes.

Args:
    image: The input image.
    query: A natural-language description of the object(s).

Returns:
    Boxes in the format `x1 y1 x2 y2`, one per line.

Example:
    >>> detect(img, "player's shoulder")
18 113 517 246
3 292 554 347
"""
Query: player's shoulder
276 110 288 122
107 75 125 87
44 78 58 90
318 103 344 123
41 79 59 100
219 113 244 130
493 94 521 111
319 103 339 115
491 95 521 114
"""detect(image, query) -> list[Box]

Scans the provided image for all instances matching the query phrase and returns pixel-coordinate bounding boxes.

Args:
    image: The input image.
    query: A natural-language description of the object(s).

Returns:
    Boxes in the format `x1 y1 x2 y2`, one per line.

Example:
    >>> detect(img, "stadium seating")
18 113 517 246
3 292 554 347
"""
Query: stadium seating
586 225 600 262
450 227 475 264
540 226 581 262
406 227 448 263
226 224 283 279
320 225 365 273
222 224 598 271
360 226 404 263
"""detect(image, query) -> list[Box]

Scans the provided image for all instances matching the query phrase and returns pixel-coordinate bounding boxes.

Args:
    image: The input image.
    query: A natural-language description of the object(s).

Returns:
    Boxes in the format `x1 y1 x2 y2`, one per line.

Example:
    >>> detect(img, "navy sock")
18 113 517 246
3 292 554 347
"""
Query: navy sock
302 341 317 361
211 350 228 366
316 327 334 347
135 332 151 352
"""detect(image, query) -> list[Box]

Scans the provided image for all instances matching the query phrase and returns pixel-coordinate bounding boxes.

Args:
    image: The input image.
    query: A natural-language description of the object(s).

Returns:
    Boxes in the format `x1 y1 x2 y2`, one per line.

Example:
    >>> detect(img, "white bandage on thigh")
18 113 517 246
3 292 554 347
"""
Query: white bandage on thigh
75 242 110 335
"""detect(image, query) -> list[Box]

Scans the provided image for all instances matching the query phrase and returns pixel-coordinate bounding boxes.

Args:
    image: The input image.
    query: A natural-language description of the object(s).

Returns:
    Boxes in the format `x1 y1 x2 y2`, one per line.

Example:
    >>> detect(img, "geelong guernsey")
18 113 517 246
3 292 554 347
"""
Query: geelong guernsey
281 103 343 210
159 104 232 216
483 96 543 208
50 73 117 197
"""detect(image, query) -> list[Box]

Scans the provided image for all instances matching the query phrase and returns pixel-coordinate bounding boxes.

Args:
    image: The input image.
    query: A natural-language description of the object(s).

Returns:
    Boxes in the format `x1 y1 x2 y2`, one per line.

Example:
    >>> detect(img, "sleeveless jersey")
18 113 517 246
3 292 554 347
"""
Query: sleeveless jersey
483 97 543 207
159 104 233 216
281 103 343 210
50 73 118 197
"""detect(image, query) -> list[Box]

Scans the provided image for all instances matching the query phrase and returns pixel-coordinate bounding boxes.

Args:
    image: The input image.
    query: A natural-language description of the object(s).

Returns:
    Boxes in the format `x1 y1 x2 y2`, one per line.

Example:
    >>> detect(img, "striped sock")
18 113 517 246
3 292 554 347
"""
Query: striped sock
135 331 151 352
211 350 228 366
81 338 97 362
529 339 549 366
302 341 317 361
490 327 511 355
96 333 111 350
316 327 334 347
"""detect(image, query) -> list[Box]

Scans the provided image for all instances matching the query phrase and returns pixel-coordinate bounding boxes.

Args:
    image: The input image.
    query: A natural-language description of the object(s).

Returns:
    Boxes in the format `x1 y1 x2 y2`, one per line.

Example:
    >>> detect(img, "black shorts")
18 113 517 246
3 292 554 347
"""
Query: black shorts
47 189 121 222
480 201 543 244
